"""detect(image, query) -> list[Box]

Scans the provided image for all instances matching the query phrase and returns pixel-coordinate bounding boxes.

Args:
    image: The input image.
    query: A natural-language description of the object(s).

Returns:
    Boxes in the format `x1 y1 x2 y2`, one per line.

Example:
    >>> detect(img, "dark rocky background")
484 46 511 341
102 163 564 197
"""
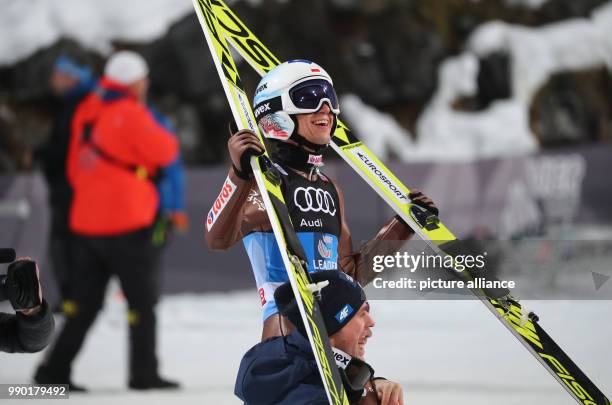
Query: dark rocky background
0 0 610 171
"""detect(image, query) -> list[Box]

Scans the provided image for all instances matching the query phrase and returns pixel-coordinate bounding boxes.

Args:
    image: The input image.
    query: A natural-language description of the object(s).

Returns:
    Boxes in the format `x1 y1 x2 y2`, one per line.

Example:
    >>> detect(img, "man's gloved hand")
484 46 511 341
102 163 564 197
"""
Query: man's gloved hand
228 127 265 180
408 189 438 216
4 259 42 313
394 189 439 230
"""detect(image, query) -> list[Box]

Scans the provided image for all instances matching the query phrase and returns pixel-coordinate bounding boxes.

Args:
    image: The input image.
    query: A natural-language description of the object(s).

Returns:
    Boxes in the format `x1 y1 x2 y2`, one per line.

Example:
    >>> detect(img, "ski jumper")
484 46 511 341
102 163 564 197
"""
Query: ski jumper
205 156 413 322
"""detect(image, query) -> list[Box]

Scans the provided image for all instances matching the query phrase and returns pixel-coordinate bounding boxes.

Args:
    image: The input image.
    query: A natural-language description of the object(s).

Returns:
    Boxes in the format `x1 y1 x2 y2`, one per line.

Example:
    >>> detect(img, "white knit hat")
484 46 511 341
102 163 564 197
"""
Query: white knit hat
104 50 149 85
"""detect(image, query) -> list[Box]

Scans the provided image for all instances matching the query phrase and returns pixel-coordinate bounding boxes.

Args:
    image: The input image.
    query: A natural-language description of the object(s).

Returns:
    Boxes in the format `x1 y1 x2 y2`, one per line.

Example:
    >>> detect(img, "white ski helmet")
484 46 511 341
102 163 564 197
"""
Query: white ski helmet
253 60 340 143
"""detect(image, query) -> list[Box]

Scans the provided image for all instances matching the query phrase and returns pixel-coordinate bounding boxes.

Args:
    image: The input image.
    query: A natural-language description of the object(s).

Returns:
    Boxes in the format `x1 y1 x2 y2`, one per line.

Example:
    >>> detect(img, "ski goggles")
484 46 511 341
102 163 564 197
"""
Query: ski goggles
342 357 374 392
286 79 340 114
333 347 374 395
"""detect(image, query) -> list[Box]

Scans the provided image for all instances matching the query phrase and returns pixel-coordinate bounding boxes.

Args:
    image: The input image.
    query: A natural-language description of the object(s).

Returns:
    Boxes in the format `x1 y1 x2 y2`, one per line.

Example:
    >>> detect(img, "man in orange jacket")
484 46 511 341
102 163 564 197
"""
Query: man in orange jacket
35 50 180 391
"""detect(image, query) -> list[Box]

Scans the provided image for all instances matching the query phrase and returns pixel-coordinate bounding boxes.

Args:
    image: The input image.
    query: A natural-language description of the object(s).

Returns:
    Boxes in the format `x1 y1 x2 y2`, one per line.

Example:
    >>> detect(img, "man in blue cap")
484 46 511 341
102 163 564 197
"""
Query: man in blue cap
235 270 405 405
40 55 97 312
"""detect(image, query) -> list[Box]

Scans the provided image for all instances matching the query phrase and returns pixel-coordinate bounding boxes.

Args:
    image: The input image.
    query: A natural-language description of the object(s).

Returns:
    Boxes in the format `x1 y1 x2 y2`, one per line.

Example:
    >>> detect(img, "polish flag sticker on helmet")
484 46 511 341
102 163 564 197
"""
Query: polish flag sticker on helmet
258 113 294 140
206 176 237 231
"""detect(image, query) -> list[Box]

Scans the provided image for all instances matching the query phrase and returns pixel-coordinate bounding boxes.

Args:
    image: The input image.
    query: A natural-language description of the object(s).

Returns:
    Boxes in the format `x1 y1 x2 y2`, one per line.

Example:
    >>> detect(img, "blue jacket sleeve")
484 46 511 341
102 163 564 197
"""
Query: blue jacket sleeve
158 157 186 212
148 105 186 213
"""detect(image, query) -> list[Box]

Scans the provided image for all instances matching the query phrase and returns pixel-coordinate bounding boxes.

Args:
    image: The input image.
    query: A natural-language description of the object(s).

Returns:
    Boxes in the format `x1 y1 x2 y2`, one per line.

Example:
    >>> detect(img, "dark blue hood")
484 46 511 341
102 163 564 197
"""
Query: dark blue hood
234 332 329 404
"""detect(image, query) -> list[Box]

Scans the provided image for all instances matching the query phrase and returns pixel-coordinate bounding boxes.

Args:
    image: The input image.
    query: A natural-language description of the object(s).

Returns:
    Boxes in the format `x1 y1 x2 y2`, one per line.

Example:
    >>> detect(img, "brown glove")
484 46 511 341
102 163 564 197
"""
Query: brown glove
228 128 265 180
394 189 439 231
409 189 438 216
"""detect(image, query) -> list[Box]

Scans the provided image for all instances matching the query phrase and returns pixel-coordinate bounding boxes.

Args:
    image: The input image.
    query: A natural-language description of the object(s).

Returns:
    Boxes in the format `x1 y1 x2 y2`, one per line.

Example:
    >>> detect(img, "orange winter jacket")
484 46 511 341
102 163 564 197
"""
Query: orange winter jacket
66 78 178 236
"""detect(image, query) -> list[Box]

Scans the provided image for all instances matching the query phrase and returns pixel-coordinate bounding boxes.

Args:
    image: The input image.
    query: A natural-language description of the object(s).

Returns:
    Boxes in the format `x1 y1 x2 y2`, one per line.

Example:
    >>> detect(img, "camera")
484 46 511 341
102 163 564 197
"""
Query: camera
0 248 42 311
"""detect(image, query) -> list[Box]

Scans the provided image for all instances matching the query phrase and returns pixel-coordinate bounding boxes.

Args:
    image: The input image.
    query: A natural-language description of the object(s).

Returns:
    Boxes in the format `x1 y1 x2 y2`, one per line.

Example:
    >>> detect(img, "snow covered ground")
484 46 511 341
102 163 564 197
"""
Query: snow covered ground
1 286 610 404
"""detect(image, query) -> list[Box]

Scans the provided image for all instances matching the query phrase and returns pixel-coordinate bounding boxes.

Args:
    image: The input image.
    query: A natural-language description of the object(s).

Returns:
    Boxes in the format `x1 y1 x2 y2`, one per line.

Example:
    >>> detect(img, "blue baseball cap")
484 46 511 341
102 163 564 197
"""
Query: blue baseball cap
53 55 93 83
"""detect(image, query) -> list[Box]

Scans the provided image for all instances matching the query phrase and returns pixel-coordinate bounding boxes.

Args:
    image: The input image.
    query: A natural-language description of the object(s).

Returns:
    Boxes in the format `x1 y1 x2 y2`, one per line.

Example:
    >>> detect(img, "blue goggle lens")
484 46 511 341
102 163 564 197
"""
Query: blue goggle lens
289 79 339 111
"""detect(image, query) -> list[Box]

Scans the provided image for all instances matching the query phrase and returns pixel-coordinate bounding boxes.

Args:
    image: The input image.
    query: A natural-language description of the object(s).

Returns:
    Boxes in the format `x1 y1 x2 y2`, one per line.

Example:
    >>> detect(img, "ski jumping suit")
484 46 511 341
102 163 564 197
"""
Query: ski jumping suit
205 157 413 326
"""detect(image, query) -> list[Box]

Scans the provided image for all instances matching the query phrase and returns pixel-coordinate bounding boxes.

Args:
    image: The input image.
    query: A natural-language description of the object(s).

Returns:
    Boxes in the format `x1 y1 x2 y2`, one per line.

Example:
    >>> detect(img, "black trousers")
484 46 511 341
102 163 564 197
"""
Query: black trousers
44 227 161 381
47 188 74 302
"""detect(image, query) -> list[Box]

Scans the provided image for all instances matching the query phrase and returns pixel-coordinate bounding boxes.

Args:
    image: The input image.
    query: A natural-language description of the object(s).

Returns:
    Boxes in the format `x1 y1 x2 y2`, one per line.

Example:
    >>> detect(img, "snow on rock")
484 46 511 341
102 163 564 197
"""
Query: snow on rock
466 2 612 102
503 0 550 9
2 0 612 162
416 53 538 162
379 1 612 162
340 94 416 161
344 54 537 162
0 0 194 66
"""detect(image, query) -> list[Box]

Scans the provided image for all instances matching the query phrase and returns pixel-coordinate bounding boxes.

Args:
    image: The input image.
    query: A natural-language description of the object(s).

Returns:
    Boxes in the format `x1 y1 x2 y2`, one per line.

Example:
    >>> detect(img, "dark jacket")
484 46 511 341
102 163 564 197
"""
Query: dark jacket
235 332 329 405
235 332 380 405
39 79 96 226
0 300 55 353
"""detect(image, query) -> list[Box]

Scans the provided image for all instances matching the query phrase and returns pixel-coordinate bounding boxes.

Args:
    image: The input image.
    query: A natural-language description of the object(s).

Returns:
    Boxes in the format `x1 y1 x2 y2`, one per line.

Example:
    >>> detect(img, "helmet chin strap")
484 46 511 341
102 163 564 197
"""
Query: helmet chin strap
288 114 336 155
291 132 329 155
270 139 327 173
270 114 336 177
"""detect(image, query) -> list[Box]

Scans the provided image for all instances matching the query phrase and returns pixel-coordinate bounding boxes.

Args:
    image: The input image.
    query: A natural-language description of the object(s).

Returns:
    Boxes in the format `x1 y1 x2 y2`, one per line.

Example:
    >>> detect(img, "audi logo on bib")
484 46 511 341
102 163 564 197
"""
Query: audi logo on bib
294 187 336 216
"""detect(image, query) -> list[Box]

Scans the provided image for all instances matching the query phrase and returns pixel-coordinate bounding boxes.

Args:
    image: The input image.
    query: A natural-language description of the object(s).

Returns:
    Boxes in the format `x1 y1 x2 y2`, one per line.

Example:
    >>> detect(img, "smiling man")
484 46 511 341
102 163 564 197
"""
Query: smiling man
235 270 405 405
204 60 438 341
